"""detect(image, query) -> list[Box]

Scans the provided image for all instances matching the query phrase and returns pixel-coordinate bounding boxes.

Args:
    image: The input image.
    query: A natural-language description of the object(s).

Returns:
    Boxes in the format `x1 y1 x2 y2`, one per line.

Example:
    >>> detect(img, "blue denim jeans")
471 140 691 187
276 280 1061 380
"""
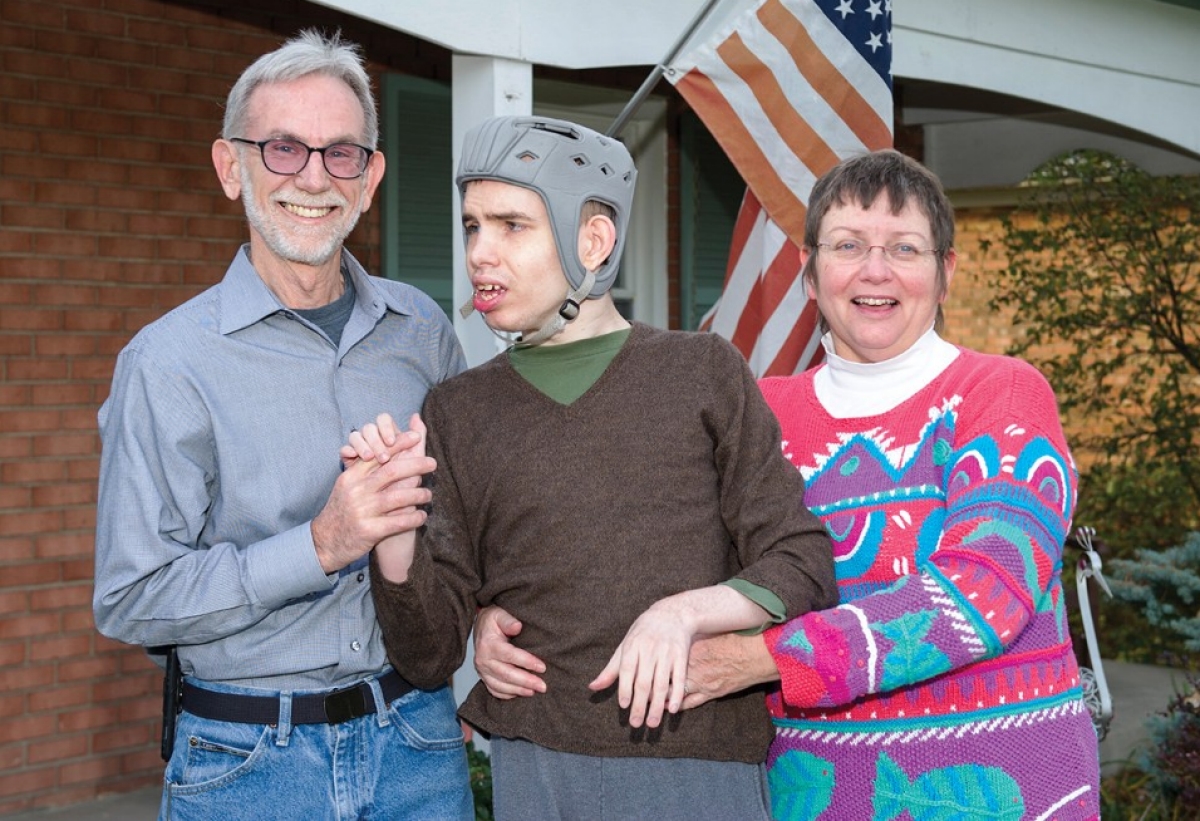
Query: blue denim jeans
160 676 472 821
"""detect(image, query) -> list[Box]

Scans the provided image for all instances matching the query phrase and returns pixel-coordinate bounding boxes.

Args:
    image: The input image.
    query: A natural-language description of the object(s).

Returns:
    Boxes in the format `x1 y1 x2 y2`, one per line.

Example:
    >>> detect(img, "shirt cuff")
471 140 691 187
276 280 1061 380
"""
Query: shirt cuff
722 578 786 635
245 522 335 609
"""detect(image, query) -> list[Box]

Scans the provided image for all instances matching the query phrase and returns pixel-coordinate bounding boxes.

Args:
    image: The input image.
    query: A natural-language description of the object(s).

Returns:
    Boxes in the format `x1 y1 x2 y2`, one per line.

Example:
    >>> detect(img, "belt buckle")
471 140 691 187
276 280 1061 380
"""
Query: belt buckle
324 685 368 724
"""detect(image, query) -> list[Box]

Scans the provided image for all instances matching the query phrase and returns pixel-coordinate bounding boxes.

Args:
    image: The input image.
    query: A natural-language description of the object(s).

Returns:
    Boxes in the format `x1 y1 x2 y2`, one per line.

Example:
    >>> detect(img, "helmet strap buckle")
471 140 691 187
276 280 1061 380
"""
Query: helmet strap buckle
559 298 581 321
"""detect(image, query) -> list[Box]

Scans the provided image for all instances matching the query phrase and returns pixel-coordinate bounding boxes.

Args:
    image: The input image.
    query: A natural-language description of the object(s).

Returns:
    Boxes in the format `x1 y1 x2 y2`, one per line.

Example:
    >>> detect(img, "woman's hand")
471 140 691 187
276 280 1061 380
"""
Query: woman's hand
680 632 780 710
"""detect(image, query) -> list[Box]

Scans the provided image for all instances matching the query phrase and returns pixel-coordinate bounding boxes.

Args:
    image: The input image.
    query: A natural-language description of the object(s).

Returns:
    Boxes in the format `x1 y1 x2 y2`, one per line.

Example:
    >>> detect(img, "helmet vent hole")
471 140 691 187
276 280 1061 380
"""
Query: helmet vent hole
570 154 589 167
517 151 538 163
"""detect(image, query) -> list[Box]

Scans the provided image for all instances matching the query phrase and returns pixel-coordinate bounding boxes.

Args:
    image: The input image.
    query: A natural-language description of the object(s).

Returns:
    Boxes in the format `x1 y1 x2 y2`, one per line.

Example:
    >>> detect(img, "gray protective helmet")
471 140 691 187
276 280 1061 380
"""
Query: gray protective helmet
456 115 638 300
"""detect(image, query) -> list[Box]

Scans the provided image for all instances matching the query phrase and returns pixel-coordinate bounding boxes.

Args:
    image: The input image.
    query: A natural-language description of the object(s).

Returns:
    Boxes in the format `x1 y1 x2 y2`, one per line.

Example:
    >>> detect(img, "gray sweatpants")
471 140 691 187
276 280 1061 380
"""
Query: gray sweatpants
490 736 772 821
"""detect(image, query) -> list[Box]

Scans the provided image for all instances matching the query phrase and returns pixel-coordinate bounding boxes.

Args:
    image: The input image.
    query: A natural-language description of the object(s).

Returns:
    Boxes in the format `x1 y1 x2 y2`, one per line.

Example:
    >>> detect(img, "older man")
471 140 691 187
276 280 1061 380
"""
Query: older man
93 30 472 820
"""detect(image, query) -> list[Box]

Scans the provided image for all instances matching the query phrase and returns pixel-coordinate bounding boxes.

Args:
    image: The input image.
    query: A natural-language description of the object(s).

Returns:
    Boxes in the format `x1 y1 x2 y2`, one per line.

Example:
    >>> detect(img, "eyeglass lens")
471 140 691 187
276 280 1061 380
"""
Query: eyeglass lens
260 139 368 179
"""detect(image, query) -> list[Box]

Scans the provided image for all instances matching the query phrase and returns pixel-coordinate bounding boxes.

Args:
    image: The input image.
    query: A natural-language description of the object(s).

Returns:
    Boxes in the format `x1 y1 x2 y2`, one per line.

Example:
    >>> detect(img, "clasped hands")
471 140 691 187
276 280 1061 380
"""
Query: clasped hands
310 413 433 576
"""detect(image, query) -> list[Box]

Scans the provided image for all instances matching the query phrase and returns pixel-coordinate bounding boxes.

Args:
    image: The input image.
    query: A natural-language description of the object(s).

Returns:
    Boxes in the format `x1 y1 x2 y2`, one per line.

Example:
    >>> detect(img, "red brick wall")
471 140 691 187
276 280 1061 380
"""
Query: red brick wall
0 0 444 813
943 204 1018 356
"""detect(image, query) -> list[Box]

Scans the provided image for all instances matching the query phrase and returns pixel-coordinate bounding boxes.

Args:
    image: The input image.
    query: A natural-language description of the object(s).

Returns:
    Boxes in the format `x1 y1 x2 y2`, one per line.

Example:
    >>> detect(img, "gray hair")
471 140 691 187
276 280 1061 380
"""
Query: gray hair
221 29 379 148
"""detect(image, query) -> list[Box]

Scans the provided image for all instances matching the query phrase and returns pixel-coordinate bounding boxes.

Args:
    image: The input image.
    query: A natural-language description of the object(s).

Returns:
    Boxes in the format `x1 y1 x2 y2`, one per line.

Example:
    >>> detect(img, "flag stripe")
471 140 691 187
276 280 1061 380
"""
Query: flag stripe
669 0 892 376
756 0 891 151
714 33 833 241
762 300 823 376
673 67 809 243
729 221 803 355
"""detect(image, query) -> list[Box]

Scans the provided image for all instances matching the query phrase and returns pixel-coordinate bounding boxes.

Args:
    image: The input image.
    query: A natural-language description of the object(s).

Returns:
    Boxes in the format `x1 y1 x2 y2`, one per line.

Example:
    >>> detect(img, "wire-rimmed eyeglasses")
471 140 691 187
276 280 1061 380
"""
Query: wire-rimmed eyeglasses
816 239 940 266
230 137 374 180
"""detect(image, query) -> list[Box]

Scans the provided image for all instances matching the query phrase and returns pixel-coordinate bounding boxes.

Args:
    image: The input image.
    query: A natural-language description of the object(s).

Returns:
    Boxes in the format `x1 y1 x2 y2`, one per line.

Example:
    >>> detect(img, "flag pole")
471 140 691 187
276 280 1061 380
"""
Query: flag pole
606 0 725 138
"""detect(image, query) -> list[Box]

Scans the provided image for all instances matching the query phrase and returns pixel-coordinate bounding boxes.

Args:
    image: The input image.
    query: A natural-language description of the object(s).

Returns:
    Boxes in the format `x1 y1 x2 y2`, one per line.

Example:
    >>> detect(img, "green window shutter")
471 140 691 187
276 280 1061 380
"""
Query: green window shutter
679 110 745 330
381 74 454 317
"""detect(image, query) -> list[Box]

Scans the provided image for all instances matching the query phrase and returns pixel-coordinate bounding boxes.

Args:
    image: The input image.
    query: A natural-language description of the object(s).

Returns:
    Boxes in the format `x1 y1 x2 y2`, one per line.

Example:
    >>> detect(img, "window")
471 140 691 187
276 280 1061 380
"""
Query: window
678 110 744 330
380 74 454 317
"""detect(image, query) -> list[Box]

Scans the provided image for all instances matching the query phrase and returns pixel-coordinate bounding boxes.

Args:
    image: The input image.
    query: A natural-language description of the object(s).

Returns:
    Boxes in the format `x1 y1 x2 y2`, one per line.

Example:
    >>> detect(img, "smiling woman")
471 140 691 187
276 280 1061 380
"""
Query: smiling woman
798 151 957 366
682 149 1104 820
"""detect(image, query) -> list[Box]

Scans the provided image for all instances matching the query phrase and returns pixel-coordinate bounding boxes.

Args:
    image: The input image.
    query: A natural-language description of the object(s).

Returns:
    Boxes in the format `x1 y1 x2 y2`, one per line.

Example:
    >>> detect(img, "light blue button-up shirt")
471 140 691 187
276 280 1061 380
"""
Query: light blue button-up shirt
94 245 465 690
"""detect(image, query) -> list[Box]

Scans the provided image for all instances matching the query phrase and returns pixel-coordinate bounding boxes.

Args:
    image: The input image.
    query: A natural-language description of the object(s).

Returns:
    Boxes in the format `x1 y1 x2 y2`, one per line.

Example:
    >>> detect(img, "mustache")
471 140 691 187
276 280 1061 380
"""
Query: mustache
272 192 350 209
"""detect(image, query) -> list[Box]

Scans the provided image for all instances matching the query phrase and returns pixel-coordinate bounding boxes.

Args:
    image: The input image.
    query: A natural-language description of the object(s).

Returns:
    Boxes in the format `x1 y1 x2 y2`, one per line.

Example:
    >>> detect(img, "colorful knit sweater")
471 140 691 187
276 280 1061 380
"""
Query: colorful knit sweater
758 347 1101 821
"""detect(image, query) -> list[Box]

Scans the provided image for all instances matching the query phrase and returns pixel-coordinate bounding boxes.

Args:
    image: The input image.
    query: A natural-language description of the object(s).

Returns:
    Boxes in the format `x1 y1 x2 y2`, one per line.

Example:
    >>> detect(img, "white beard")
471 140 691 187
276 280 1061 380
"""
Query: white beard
240 165 363 267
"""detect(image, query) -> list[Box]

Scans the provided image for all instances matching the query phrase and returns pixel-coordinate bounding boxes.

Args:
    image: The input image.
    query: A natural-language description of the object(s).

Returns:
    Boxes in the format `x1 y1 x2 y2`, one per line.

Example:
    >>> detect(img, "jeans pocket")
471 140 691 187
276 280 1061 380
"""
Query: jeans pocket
388 686 466 752
168 713 272 792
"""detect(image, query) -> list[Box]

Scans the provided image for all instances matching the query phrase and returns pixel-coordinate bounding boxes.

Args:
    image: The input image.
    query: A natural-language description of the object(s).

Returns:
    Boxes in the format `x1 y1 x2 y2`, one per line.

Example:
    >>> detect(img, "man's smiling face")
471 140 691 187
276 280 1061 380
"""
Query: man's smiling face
236 73 381 269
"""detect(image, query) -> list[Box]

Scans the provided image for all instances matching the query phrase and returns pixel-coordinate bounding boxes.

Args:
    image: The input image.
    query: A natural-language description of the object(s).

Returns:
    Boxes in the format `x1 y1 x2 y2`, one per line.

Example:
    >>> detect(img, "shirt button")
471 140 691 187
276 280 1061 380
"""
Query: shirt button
350 640 362 653
357 573 365 582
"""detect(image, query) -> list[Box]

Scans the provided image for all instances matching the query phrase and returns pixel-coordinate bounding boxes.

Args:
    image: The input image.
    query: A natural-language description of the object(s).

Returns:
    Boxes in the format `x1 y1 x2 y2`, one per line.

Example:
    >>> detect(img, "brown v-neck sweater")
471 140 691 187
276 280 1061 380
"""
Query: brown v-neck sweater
372 322 836 762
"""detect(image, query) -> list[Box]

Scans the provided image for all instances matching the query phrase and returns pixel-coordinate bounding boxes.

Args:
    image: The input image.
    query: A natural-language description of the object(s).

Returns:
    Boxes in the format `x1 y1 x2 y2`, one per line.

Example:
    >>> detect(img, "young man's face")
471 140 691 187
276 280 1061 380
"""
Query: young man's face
218 73 384 270
461 180 569 338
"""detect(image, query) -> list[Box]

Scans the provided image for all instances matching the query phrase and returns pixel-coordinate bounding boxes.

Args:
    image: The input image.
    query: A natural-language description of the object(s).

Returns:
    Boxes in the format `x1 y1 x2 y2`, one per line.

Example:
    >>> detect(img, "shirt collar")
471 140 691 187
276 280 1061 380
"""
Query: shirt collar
217 244 414 335
814 326 960 418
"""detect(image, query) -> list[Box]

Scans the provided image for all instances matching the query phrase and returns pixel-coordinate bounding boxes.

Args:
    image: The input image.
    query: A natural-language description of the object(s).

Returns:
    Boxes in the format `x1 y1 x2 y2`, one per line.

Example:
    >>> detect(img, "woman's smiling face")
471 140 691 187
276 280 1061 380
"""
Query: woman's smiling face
802 194 956 364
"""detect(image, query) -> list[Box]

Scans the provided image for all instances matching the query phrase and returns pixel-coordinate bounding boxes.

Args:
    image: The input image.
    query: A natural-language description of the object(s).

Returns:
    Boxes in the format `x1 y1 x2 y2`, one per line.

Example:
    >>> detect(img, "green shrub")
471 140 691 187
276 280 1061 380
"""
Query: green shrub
467 740 493 821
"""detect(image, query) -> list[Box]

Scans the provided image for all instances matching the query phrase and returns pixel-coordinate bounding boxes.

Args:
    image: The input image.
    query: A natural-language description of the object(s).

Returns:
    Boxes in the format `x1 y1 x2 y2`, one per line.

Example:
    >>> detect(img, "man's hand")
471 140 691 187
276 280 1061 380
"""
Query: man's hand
590 585 772 728
341 413 403 467
474 605 547 699
588 596 694 729
679 632 780 710
312 413 434 575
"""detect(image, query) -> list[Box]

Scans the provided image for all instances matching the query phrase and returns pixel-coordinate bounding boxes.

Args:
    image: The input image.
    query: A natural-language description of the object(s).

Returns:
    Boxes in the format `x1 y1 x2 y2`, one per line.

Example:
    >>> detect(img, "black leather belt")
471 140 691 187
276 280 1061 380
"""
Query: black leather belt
181 670 413 725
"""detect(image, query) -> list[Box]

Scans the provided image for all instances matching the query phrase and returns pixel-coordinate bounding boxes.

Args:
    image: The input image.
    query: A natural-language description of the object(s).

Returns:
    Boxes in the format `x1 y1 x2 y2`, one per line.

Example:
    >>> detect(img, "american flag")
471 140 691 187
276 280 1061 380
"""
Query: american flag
667 0 893 376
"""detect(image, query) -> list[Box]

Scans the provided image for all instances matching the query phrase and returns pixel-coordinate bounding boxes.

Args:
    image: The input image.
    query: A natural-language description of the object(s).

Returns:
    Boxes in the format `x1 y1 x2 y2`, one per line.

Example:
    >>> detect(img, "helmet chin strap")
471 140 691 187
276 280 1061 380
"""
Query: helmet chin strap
515 269 594 347
459 269 597 348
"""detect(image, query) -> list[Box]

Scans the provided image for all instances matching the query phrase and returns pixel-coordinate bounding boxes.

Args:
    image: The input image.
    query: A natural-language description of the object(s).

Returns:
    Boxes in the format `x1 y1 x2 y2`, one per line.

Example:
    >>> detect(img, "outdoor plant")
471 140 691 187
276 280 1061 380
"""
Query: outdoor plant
986 149 1200 556
1106 532 1200 656
467 740 494 821
1100 532 1200 815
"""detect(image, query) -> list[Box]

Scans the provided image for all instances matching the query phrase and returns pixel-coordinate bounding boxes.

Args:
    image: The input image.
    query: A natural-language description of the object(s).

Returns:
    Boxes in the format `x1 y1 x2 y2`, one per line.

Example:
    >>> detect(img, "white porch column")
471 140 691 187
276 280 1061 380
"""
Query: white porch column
447 57 533 741
450 55 533 368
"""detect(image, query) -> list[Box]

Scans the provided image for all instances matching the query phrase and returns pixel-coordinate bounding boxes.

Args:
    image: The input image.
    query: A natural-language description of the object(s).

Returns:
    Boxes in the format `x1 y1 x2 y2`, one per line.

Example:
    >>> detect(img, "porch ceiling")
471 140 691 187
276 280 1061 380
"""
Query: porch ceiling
310 0 1200 157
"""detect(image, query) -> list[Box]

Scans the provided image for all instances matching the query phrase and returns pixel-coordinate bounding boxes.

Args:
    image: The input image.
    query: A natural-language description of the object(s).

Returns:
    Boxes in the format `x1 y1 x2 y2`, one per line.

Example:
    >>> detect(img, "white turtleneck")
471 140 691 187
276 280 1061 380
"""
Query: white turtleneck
812 327 961 419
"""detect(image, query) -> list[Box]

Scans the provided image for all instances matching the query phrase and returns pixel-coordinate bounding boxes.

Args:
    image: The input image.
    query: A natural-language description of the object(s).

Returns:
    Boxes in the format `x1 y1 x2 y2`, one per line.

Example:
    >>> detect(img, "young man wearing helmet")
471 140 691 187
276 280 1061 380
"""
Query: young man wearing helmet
355 116 836 819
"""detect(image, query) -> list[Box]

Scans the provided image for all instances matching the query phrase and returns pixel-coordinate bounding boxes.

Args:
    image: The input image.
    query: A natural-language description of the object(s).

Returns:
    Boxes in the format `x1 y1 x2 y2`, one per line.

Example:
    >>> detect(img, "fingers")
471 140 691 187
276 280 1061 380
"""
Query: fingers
375 412 400 445
494 609 529 640
346 413 412 464
479 661 546 699
333 456 436 532
343 451 436 495
361 413 401 463
628 650 680 729
316 416 435 575
588 655 619 693
591 644 684 729
474 606 547 699
407 413 427 450
344 428 374 463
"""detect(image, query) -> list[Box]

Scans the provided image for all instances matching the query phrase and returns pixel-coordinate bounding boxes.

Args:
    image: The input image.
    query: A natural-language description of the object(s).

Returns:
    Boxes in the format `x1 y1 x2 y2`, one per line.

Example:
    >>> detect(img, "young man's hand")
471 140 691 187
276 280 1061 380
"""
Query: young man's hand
312 413 432 575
